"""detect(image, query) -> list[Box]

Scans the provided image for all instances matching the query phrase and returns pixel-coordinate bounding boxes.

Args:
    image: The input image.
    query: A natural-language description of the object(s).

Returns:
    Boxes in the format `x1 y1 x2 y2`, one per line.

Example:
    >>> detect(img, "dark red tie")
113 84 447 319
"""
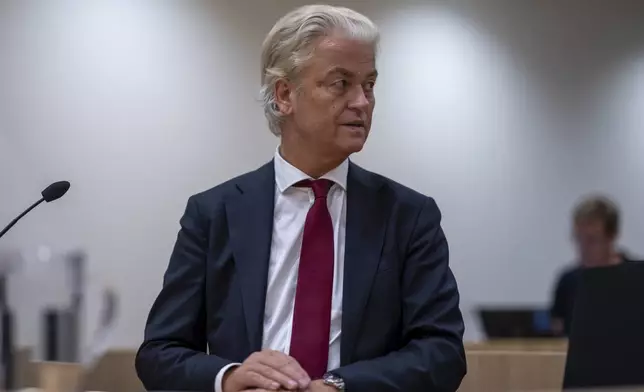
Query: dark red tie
289 179 334 379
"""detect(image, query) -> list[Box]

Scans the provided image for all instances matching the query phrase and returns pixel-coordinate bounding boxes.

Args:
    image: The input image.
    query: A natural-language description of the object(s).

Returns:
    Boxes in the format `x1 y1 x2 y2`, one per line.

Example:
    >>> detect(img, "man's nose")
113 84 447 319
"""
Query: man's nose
348 85 370 109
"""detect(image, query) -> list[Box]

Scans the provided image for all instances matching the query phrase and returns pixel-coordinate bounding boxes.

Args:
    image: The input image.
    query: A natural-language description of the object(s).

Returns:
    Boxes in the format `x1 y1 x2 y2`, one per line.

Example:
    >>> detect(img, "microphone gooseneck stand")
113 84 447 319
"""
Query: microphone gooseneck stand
0 180 71 391
0 274 14 391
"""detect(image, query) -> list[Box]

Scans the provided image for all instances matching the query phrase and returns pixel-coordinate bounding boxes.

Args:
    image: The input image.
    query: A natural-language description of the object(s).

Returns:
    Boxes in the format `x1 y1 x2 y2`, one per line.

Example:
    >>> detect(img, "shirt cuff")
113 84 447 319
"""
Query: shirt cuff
214 363 241 392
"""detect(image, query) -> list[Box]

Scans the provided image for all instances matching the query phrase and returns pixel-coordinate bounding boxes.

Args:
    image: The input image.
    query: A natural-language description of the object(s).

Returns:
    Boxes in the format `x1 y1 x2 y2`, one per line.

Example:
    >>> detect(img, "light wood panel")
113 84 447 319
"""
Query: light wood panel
16 350 142 392
458 350 566 392
18 345 571 392
464 339 568 352
83 349 143 392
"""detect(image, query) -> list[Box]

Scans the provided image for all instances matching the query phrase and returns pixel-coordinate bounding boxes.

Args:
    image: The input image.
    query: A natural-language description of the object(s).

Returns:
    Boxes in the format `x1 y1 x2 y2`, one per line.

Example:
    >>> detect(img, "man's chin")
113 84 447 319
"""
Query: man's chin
343 132 368 151
341 139 366 155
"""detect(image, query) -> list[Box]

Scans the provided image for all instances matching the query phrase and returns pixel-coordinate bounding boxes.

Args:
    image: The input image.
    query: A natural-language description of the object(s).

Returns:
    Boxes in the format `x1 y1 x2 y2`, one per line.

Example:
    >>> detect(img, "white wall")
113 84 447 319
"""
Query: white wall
0 0 643 348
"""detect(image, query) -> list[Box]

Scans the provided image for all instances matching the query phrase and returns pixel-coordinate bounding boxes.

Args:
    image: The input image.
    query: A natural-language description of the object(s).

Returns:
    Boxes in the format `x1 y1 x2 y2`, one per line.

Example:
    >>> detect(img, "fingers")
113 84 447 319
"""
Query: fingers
240 350 311 391
256 351 310 389
240 386 294 392
243 370 283 390
224 364 286 392
249 363 299 390
241 390 291 392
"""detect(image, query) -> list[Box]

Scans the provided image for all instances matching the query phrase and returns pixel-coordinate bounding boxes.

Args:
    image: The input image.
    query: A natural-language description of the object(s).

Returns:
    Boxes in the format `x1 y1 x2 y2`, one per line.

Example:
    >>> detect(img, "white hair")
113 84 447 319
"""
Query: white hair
260 5 380 136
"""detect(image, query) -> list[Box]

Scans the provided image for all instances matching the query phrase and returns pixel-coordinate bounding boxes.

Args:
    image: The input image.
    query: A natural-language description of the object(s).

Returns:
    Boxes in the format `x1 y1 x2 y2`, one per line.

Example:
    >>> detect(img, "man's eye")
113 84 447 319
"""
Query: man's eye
364 81 376 91
331 80 349 89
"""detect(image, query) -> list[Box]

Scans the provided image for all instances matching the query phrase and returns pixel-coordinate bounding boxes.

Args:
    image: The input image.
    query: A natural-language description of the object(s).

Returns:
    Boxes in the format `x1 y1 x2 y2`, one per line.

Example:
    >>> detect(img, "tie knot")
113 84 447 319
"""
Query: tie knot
297 179 333 199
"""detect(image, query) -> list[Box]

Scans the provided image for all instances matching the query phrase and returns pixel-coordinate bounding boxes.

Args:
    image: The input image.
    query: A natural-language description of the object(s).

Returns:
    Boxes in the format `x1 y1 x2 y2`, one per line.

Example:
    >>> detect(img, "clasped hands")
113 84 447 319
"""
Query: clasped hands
222 350 335 392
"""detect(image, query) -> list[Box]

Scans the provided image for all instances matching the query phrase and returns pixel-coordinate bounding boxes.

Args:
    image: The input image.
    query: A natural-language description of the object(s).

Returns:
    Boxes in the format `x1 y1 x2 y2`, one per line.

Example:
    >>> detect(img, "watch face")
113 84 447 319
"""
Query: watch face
323 373 345 389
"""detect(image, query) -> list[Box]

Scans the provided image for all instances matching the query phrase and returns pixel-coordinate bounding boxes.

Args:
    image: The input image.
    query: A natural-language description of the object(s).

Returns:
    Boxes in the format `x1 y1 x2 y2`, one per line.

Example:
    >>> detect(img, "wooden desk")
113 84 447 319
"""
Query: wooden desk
528 389 644 392
20 345 570 392
15 350 142 392
458 350 567 392
465 339 568 352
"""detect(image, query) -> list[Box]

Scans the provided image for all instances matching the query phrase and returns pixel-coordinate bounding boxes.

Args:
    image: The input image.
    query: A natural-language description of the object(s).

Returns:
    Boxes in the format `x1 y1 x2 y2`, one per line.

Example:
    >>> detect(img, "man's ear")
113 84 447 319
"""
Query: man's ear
274 78 294 116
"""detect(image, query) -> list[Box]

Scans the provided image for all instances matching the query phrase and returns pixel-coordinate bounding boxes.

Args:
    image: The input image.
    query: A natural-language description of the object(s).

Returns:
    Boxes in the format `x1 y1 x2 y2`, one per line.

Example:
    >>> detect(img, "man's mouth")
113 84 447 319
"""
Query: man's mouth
343 121 365 129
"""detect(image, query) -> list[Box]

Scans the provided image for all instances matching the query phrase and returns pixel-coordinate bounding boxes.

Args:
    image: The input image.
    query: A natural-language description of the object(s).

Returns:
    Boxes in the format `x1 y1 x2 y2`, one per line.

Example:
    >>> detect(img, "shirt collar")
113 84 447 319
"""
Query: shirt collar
274 147 348 194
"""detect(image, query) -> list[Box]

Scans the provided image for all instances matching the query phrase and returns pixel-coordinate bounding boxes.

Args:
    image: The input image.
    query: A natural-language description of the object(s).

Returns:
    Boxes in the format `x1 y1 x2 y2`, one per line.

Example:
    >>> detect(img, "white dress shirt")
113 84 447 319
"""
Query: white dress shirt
215 149 347 391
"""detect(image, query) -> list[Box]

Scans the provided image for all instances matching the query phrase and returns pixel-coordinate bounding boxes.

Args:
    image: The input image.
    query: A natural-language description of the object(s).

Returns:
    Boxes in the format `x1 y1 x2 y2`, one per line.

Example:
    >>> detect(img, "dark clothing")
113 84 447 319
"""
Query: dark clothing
136 161 466 392
551 254 634 335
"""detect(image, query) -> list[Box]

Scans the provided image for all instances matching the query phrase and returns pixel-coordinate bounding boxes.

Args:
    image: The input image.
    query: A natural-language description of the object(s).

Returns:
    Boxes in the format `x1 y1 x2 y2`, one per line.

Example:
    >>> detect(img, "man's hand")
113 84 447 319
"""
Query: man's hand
241 380 336 392
223 350 311 392
303 380 337 392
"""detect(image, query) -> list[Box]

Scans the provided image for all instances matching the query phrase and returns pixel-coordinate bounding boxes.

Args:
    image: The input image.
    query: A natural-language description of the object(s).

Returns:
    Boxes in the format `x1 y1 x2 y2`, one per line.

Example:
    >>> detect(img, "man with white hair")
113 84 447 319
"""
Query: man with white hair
136 5 466 392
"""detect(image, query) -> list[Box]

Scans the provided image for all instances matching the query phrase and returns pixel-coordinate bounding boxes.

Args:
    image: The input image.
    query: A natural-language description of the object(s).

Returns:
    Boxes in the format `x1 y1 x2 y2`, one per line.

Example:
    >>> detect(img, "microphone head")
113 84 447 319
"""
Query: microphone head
41 181 71 202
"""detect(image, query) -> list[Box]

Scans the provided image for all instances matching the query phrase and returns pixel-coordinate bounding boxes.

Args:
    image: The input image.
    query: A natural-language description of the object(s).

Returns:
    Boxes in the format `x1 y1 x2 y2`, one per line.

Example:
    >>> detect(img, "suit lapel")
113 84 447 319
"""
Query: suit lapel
340 163 389 365
226 161 275 352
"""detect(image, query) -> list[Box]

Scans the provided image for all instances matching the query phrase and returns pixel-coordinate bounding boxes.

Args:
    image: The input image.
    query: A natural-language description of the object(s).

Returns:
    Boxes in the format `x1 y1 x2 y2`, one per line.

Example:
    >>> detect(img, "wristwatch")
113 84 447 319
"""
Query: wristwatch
322 372 345 391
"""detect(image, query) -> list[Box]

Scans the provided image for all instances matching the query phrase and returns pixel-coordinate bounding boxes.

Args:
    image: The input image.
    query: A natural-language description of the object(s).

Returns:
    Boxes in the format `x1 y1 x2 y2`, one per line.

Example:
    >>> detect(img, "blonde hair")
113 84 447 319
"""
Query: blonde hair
260 5 379 136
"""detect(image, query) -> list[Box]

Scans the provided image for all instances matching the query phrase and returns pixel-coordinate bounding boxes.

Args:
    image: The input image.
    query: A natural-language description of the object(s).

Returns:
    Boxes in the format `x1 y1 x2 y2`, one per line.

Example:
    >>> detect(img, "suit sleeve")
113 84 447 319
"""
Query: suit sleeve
135 196 232 391
333 197 467 392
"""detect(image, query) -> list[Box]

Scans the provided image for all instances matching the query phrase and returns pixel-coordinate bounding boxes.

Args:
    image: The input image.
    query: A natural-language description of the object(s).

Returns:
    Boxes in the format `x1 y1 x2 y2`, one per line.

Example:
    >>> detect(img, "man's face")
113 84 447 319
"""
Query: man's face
279 35 377 160
573 219 615 267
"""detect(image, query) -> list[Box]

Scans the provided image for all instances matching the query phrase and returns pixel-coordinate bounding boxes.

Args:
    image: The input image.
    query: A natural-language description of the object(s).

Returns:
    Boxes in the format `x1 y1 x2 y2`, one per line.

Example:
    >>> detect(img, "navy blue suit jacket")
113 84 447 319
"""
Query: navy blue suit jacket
136 161 466 391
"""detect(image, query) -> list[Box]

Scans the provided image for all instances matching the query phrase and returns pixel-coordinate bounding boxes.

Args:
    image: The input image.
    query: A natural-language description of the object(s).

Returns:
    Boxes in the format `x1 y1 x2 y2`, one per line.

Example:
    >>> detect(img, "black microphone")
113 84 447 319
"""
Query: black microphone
0 181 70 240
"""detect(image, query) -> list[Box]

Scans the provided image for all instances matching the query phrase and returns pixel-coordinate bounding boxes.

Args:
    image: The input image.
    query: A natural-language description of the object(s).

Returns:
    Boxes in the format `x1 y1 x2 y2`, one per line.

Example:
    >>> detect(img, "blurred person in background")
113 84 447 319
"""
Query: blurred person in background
550 195 634 336
135 4 466 392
